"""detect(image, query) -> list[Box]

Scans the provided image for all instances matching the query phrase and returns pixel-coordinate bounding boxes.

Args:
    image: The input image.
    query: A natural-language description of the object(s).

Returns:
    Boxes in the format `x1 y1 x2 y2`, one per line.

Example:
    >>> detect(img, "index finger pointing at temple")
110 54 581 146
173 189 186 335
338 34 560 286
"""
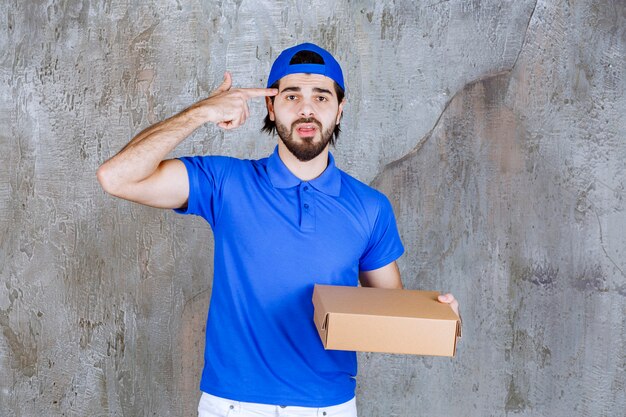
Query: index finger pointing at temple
241 88 279 98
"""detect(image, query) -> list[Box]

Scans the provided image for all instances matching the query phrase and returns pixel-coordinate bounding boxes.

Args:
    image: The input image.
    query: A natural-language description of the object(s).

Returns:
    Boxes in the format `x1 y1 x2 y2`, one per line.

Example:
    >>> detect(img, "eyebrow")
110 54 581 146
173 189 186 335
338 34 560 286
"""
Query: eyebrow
313 87 333 95
280 86 334 95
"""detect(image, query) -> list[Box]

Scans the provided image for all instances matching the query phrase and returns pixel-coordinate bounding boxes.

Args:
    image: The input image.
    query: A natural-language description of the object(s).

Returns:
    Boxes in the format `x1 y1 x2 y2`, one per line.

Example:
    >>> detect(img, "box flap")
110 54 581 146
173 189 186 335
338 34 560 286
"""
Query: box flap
312 286 330 344
313 285 458 321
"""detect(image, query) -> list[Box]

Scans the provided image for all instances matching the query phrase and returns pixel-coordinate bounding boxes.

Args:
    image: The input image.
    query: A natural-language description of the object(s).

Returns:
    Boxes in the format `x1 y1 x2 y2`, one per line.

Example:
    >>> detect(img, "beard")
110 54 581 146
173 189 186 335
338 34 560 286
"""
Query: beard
275 117 335 162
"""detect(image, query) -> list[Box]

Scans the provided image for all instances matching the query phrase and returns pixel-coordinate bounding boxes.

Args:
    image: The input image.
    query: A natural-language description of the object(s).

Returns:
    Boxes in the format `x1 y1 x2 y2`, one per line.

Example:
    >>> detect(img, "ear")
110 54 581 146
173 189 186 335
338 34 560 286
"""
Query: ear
336 98 346 125
266 96 275 121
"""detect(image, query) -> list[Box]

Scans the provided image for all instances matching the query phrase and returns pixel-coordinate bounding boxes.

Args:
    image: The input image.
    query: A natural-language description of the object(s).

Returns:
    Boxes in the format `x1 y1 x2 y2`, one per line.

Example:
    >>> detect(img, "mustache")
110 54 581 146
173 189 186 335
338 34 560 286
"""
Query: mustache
292 117 322 129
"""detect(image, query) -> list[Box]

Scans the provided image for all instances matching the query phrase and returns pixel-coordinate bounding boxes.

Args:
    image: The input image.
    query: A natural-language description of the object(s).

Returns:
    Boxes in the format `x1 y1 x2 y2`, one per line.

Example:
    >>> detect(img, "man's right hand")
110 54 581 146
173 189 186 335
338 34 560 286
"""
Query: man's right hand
192 72 278 130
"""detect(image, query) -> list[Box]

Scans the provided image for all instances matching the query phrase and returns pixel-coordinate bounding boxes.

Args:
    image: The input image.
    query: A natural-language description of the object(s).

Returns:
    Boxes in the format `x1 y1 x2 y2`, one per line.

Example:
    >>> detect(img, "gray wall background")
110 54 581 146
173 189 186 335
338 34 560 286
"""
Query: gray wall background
1 0 624 416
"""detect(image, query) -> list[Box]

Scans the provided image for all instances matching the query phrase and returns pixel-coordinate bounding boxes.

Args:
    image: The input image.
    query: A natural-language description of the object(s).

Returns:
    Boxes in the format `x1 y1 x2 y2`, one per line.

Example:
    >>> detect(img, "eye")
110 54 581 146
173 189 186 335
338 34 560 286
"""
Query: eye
285 95 297 101
317 96 328 102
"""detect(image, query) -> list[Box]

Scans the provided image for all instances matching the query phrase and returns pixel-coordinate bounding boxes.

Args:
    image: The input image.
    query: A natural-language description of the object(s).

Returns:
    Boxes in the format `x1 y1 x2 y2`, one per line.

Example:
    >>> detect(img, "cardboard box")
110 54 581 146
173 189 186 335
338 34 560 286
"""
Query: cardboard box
312 285 461 357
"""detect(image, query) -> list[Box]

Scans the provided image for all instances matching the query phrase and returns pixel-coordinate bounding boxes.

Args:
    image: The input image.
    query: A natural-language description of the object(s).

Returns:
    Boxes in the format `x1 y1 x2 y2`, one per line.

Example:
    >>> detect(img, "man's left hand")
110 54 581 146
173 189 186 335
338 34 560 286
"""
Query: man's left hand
438 293 460 318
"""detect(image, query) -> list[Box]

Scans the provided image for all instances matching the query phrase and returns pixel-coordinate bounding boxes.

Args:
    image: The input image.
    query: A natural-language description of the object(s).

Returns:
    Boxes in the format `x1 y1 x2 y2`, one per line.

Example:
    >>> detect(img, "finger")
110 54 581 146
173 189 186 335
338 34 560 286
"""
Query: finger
439 293 460 317
215 72 233 93
220 114 245 130
228 100 247 127
237 110 247 127
451 303 460 317
217 120 233 130
438 293 454 303
241 87 279 98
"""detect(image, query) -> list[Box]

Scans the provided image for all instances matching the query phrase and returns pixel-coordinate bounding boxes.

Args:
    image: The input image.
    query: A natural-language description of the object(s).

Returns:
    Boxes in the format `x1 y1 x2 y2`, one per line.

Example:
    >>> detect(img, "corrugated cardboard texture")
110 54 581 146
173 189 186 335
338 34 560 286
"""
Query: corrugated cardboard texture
312 285 460 356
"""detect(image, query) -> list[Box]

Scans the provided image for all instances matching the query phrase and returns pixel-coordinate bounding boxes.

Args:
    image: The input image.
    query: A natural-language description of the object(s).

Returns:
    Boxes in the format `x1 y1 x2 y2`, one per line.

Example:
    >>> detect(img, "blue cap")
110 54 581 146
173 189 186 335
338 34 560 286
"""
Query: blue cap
267 43 345 91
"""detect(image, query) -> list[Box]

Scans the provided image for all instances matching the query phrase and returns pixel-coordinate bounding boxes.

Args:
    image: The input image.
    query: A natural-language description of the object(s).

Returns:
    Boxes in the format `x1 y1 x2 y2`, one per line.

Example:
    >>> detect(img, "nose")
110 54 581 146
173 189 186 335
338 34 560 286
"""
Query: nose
298 98 315 118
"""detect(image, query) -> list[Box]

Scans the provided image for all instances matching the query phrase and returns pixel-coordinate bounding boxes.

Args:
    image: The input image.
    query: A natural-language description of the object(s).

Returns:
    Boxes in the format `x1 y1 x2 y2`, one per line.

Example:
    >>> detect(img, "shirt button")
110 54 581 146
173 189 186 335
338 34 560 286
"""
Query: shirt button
280 405 287 408
229 405 234 409
304 203 309 209
303 186 309 191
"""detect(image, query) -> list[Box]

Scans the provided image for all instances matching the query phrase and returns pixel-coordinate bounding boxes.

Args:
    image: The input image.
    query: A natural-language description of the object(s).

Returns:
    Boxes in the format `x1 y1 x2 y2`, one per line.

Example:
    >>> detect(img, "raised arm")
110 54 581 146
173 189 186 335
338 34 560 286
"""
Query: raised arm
96 72 277 209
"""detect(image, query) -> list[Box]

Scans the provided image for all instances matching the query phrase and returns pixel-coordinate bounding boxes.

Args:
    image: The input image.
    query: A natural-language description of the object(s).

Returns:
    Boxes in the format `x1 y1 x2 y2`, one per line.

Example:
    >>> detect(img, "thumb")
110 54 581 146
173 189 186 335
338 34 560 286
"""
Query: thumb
438 293 451 303
215 71 232 93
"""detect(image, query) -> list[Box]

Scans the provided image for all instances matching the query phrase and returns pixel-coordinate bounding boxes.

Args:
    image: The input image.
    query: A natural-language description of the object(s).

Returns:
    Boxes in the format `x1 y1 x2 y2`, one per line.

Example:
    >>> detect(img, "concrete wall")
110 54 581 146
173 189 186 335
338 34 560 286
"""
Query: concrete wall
1 0 624 416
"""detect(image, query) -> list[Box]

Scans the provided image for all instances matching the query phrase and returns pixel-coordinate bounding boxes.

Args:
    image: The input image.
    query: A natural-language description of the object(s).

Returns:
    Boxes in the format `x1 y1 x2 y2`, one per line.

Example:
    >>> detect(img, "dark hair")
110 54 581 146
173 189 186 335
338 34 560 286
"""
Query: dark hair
261 50 345 145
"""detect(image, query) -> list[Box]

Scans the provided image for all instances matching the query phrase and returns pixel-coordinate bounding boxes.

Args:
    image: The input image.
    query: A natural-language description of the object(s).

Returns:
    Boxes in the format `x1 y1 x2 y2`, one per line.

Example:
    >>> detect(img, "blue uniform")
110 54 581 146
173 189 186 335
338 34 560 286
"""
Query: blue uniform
175 146 404 407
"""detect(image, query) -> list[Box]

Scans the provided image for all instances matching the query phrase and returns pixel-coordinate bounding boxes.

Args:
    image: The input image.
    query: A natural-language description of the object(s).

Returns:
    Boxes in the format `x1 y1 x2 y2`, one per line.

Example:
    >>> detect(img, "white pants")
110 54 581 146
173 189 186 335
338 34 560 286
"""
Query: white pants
198 392 358 417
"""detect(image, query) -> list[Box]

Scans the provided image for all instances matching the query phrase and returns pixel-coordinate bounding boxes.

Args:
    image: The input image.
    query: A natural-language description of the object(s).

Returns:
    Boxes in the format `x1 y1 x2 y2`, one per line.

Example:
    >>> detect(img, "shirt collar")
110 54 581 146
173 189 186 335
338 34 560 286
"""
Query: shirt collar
267 146 342 197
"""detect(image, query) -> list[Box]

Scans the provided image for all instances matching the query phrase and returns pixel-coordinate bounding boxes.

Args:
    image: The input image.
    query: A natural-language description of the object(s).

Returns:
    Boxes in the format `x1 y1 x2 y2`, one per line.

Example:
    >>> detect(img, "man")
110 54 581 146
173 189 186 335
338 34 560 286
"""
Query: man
97 43 459 417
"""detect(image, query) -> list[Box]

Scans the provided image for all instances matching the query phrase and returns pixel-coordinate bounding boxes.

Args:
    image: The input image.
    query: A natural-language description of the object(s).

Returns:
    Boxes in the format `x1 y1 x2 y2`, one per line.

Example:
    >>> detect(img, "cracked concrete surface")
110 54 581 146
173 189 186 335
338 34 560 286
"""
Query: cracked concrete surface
1 0 624 416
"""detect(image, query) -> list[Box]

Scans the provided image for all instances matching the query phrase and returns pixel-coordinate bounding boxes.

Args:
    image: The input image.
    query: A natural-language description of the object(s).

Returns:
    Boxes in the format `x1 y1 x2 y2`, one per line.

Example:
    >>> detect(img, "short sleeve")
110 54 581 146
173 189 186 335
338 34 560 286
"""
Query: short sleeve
359 194 405 271
174 155 235 228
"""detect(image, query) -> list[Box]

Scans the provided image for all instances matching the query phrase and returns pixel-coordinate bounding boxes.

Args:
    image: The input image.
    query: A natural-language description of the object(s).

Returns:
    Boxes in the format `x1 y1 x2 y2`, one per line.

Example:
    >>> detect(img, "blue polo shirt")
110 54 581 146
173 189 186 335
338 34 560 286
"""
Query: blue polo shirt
175 146 404 407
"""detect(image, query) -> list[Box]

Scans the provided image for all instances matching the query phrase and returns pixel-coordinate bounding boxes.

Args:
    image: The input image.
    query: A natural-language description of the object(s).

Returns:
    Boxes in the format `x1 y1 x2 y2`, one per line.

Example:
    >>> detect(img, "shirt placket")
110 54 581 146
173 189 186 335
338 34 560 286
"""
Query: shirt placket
299 182 316 232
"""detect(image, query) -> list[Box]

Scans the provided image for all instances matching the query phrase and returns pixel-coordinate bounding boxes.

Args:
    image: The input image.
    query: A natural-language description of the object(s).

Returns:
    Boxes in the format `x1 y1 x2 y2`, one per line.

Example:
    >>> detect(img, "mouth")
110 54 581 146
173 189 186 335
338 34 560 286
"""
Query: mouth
294 119 321 138
296 124 318 137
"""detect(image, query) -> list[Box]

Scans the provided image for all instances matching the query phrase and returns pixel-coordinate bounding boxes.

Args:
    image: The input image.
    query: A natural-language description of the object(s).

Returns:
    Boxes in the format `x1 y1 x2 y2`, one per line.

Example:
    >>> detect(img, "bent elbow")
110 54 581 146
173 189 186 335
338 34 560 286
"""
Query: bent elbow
96 163 120 197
